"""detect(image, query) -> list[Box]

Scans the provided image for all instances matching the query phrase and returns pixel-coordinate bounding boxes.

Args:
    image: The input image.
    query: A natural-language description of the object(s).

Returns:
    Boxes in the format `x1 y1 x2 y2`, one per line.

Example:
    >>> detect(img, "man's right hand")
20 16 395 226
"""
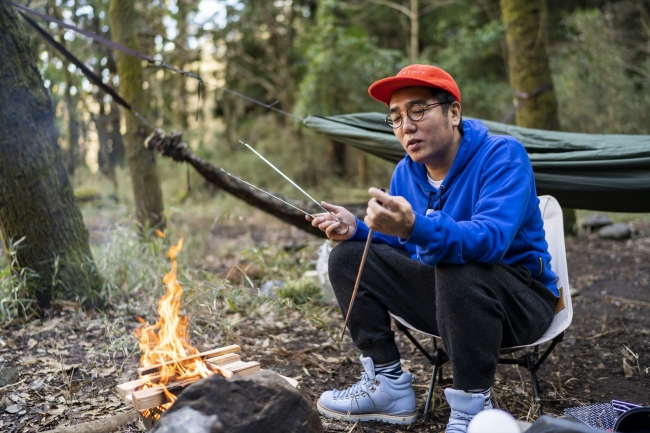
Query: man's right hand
306 201 356 241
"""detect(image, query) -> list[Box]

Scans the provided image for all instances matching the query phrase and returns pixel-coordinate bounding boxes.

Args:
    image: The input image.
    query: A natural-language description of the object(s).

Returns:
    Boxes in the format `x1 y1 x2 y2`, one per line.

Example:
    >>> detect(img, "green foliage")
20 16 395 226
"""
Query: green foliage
74 187 102 203
0 237 38 322
551 8 650 134
276 278 323 304
431 7 511 120
294 0 403 117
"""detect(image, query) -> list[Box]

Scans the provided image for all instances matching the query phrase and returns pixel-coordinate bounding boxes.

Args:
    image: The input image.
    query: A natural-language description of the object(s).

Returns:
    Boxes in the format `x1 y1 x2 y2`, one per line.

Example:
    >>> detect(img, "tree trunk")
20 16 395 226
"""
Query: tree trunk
47 0 80 176
327 140 347 178
175 0 190 130
0 4 104 308
64 68 80 175
108 0 166 230
500 0 576 233
500 0 559 130
409 0 419 64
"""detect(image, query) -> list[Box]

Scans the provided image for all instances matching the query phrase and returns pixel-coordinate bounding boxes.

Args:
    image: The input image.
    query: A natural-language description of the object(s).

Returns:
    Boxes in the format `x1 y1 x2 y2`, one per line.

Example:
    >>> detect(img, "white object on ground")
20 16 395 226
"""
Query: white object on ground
467 409 522 433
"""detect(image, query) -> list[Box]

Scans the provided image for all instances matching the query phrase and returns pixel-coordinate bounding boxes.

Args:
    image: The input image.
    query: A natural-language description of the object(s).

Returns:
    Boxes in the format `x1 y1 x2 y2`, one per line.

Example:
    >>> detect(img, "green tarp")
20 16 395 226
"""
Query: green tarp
303 113 650 213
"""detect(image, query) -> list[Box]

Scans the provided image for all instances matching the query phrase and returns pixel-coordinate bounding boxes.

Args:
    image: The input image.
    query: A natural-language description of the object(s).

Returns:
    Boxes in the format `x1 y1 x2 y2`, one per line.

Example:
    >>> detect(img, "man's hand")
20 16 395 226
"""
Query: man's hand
365 187 415 239
306 202 356 241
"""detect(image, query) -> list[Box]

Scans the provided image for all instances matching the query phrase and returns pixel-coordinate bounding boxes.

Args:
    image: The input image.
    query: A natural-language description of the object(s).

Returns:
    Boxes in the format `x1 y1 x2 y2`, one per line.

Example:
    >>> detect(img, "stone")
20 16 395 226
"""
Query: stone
0 367 20 388
581 213 612 231
152 407 223 433
597 223 632 240
153 370 322 433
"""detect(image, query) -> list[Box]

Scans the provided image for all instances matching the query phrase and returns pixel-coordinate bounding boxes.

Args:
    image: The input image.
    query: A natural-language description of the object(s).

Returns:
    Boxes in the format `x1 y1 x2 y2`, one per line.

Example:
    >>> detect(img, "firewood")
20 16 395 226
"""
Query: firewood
128 360 261 411
137 345 241 376
116 353 243 398
205 352 240 366
130 378 197 411
220 360 260 376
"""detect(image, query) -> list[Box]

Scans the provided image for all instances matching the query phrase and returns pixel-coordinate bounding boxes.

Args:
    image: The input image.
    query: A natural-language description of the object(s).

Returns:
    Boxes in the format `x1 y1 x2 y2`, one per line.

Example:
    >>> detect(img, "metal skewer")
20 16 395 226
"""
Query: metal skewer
221 169 317 218
239 141 342 221
238 140 348 234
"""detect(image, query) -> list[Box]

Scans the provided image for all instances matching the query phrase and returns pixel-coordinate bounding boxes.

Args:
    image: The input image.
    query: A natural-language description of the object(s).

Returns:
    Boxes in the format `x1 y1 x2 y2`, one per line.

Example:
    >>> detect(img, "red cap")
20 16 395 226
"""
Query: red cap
368 64 461 105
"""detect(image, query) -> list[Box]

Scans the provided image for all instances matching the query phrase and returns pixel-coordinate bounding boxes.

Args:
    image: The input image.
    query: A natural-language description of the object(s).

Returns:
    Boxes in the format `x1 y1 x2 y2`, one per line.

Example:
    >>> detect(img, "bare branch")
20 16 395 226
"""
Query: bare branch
366 0 411 17
230 62 277 96
419 0 458 16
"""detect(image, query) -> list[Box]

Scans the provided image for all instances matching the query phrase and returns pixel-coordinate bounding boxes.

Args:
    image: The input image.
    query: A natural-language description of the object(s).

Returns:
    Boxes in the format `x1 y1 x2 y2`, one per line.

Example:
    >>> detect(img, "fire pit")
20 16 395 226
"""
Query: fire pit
115 238 260 424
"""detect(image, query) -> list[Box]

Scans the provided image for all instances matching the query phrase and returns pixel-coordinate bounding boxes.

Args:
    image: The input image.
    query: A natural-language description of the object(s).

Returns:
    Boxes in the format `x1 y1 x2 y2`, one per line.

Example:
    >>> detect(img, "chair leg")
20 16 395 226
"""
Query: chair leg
422 346 448 421
530 369 543 417
395 324 449 422
423 361 438 422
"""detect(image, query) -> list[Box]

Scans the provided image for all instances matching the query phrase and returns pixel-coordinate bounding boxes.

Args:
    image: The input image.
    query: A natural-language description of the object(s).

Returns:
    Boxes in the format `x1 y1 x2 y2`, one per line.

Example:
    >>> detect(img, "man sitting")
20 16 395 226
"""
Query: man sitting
307 64 558 432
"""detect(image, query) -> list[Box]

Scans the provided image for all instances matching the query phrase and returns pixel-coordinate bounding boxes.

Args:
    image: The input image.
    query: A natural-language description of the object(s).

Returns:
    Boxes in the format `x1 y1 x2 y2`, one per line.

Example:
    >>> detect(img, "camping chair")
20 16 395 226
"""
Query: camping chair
390 195 573 421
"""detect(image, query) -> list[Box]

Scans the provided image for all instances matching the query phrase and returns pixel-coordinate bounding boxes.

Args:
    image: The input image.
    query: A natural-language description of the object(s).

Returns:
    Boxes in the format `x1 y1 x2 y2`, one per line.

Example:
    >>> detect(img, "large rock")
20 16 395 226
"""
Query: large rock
598 223 632 240
581 213 612 231
0 367 20 387
152 370 322 433
150 407 223 433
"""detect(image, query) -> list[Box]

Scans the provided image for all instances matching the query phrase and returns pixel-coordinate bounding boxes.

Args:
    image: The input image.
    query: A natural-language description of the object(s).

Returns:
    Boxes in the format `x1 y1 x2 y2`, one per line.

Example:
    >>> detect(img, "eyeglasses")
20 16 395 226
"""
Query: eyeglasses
385 102 446 129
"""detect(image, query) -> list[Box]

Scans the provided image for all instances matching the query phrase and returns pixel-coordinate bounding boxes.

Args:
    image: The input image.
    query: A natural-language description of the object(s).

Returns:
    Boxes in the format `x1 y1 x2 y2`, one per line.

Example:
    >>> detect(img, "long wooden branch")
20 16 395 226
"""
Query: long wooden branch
48 410 138 433
145 132 367 238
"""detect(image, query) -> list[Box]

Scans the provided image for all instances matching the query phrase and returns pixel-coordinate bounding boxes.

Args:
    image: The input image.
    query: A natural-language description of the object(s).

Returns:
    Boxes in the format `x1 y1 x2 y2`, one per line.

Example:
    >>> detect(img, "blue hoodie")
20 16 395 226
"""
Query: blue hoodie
350 119 558 296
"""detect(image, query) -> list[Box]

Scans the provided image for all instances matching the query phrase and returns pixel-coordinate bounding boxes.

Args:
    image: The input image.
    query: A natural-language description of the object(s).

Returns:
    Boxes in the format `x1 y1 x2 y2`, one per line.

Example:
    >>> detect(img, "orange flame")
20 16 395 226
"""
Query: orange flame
134 238 215 417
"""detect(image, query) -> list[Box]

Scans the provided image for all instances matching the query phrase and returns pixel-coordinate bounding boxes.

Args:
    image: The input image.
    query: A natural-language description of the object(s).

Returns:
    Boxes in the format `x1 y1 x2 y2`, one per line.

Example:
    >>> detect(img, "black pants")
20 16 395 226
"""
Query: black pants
328 241 557 390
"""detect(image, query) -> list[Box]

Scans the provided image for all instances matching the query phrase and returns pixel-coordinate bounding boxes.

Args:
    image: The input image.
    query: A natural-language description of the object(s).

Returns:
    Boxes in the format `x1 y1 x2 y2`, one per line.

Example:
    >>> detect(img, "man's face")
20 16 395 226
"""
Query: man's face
388 87 461 173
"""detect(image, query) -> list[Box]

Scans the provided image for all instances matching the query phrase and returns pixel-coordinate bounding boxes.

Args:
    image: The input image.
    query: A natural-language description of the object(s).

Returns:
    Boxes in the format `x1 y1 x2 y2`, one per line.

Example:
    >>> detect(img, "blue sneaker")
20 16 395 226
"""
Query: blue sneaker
444 388 494 433
317 356 417 425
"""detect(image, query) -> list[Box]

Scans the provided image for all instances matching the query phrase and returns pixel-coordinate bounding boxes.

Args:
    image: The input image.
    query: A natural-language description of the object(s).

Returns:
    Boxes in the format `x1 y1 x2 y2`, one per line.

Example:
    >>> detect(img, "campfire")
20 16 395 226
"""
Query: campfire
116 237 260 420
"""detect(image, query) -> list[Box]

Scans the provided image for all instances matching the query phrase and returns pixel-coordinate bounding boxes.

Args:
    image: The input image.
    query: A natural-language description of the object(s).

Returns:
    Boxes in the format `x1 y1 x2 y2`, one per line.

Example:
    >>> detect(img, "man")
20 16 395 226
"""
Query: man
306 64 559 432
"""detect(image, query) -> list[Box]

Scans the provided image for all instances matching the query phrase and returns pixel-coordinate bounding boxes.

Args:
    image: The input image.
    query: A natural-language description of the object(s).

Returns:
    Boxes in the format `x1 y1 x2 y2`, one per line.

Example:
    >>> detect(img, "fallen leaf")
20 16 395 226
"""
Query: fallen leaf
9 394 26 405
100 366 116 376
312 353 340 364
27 339 37 350
623 358 634 379
5 404 22 413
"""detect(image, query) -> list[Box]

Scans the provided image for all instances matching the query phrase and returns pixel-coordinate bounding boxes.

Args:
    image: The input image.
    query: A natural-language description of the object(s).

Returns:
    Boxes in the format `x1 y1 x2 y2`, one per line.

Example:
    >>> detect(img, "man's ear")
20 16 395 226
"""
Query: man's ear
449 101 461 127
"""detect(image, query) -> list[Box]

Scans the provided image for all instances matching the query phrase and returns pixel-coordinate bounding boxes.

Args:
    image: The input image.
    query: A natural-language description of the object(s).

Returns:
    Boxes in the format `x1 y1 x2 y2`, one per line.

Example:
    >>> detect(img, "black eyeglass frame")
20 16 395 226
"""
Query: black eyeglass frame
385 102 447 129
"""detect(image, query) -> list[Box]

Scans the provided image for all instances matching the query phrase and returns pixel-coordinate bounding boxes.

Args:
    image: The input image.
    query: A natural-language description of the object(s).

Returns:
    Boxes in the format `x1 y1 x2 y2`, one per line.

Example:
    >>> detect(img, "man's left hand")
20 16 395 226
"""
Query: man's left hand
365 187 415 239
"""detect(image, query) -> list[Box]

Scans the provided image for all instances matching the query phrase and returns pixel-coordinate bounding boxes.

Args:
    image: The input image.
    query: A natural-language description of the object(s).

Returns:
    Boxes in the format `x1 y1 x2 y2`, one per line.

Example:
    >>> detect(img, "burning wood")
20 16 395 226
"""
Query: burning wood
137 344 241 376
116 238 261 419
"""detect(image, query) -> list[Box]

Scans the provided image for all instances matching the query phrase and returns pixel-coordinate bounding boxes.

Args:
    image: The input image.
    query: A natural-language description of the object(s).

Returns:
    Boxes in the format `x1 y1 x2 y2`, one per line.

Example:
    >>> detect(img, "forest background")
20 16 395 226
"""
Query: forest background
0 0 649 430
2 0 650 374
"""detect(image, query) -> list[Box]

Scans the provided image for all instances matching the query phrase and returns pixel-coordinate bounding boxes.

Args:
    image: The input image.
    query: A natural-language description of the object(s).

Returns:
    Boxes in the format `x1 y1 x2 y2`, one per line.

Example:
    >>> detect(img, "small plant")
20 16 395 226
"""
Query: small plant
276 278 323 305
0 236 38 322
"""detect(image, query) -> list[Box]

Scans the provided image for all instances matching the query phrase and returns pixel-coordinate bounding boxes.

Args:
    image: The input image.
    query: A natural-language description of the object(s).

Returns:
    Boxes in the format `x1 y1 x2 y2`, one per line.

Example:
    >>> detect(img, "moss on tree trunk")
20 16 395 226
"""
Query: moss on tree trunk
500 0 576 233
0 4 104 308
108 0 166 230
500 0 559 130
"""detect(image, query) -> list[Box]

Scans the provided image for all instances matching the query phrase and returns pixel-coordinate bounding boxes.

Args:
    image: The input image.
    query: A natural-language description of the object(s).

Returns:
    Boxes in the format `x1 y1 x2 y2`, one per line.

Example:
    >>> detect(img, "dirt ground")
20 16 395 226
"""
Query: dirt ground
0 213 649 433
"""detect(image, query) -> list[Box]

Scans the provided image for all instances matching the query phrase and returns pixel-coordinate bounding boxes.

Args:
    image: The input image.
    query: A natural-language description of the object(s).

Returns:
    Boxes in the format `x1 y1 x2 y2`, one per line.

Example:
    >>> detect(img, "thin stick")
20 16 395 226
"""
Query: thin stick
340 229 374 341
221 169 316 218
238 140 337 220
